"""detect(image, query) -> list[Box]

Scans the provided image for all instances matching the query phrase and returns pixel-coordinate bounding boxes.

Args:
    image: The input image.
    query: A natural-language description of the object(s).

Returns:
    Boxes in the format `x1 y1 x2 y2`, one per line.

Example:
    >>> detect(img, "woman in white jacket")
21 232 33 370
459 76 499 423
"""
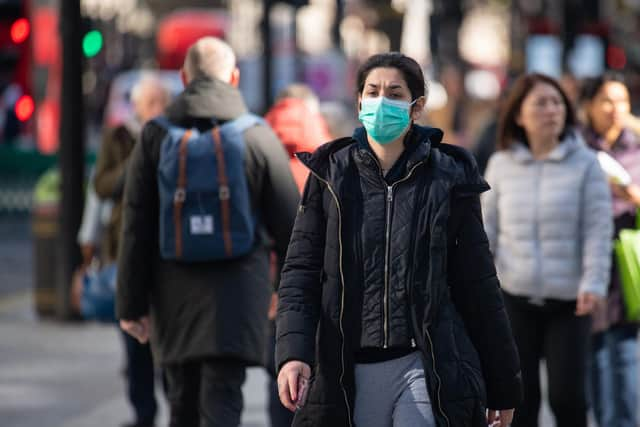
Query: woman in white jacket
482 73 613 427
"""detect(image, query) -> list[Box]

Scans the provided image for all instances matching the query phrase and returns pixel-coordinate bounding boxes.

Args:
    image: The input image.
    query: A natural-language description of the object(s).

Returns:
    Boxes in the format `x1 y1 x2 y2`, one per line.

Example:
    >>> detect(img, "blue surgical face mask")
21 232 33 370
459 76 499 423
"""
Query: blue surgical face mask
358 97 417 144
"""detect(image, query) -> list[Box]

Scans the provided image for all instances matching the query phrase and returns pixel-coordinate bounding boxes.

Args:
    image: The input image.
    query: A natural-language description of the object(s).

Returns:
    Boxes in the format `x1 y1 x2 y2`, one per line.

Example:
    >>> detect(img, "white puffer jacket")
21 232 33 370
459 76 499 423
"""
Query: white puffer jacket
482 133 613 300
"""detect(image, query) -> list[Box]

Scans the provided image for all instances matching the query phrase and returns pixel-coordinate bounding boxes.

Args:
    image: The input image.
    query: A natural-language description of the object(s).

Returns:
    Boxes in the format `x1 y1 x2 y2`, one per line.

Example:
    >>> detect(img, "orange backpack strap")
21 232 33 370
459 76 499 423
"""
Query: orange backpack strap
211 127 233 257
174 129 192 258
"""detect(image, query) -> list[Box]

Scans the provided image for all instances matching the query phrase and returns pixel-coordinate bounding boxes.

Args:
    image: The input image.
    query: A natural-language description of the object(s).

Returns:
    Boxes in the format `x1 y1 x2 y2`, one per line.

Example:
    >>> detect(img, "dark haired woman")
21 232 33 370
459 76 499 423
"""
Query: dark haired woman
482 73 613 427
275 52 522 427
580 73 640 427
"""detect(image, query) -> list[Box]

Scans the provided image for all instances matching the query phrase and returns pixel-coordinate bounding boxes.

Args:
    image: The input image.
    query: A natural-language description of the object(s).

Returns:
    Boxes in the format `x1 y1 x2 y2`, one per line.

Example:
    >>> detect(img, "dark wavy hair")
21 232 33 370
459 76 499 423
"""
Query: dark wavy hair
355 52 427 101
497 73 576 150
579 72 627 127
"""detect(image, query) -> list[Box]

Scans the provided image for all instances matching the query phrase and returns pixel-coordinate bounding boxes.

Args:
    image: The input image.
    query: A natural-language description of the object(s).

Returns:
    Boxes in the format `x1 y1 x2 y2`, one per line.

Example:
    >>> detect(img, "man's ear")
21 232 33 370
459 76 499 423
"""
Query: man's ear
230 68 240 88
411 96 426 121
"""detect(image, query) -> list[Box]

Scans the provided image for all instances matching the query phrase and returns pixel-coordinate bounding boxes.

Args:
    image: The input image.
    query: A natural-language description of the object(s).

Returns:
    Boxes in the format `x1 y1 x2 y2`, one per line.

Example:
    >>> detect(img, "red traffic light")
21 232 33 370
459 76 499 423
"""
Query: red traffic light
11 18 30 44
15 95 34 122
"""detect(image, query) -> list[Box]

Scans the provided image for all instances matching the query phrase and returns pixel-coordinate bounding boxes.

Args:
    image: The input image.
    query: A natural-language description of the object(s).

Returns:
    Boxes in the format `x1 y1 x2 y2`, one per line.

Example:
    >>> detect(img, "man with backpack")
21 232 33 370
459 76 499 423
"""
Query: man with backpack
116 37 300 427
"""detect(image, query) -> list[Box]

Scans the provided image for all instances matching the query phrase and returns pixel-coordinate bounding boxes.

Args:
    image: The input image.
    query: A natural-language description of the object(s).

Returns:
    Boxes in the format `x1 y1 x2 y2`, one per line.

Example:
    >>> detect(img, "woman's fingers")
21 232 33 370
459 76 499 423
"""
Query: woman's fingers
277 360 312 412
288 369 298 402
487 408 515 426
501 408 515 424
277 371 296 411
576 292 601 316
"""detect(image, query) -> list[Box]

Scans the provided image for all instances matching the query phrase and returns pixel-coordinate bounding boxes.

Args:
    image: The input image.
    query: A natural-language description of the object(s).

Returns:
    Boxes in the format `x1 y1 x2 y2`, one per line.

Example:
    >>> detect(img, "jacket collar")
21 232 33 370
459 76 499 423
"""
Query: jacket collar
297 124 442 182
583 126 638 154
165 76 248 125
511 131 584 163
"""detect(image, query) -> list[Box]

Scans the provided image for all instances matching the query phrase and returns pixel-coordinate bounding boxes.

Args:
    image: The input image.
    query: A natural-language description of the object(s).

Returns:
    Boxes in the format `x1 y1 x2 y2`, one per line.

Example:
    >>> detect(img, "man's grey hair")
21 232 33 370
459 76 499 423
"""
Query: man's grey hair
130 73 170 105
183 37 236 82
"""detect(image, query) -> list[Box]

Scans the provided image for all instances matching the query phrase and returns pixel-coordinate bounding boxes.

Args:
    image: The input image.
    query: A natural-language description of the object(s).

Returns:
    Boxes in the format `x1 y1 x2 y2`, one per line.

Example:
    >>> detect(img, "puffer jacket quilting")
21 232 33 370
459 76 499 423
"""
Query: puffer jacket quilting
482 134 613 300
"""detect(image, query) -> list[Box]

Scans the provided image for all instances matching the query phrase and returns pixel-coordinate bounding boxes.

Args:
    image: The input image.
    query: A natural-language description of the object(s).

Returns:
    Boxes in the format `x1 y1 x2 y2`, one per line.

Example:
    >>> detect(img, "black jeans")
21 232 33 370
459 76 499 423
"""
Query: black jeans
164 358 246 427
121 330 157 425
503 292 591 427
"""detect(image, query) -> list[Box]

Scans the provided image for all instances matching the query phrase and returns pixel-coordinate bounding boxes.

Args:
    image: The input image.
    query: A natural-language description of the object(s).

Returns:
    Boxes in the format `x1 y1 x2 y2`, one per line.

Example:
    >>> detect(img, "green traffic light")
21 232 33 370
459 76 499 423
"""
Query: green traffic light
82 30 103 57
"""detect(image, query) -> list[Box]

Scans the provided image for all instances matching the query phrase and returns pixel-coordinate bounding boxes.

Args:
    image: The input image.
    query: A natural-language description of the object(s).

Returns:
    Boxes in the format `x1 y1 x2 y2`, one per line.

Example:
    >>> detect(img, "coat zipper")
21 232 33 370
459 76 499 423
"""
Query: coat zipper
383 185 392 347
307 169 353 427
533 162 544 304
425 328 451 427
382 161 427 348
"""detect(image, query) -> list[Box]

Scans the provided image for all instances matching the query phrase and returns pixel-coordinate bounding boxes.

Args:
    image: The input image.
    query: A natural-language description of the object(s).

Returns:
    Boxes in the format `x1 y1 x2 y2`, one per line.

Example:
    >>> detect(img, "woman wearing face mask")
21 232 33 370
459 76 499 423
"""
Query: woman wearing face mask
482 73 613 427
580 73 640 427
275 52 522 427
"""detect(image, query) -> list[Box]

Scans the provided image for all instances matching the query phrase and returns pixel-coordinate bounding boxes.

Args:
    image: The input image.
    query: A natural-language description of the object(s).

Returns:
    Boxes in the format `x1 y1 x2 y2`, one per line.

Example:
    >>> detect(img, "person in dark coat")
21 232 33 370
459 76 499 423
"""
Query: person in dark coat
275 52 522 427
95 74 170 427
117 37 300 427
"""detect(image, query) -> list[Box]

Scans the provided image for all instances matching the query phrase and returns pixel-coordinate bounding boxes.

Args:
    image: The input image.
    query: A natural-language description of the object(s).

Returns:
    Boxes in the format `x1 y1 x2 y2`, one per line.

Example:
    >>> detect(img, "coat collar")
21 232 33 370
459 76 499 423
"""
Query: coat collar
165 77 248 124
583 126 639 154
511 131 584 163
297 125 442 182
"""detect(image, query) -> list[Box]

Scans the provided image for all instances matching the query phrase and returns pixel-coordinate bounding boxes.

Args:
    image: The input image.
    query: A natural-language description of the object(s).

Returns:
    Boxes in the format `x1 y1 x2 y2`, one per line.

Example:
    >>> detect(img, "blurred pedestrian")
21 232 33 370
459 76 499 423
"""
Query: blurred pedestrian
580 73 640 427
71 169 112 314
117 37 299 427
265 83 333 192
482 73 613 427
263 83 331 427
276 52 522 427
95 74 170 427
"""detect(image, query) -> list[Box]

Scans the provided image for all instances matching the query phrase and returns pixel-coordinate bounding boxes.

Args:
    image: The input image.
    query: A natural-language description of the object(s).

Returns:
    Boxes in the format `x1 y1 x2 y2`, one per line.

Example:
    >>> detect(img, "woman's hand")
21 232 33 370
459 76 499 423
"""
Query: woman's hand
576 291 603 316
487 408 514 426
277 360 311 411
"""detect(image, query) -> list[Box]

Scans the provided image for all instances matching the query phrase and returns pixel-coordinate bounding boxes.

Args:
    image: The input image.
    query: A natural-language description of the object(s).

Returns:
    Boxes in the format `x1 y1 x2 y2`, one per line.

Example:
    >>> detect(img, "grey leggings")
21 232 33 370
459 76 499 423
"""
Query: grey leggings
353 351 436 427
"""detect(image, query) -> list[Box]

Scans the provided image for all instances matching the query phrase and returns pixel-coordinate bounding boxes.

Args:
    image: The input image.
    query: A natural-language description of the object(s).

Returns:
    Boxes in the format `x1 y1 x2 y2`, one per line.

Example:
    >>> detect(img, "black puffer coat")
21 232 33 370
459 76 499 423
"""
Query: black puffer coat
276 125 522 427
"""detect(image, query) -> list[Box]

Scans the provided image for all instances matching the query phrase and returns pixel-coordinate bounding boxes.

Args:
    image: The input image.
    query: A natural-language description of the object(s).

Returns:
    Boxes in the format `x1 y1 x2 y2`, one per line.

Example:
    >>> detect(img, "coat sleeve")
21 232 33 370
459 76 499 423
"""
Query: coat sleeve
245 125 300 288
448 193 523 410
115 124 159 320
480 154 500 254
94 126 130 200
275 173 326 371
578 159 613 297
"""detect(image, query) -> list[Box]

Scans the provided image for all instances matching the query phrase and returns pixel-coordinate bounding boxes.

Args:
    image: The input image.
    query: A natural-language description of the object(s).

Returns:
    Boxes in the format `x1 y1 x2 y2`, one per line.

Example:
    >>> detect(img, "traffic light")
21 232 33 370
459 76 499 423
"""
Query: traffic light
10 17 30 44
82 29 103 58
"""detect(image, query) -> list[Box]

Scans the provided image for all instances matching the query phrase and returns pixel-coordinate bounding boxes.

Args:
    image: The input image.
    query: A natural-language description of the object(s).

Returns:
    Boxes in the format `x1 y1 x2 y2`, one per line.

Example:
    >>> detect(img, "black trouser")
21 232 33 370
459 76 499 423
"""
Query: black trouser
164 358 246 427
503 292 591 427
121 330 157 425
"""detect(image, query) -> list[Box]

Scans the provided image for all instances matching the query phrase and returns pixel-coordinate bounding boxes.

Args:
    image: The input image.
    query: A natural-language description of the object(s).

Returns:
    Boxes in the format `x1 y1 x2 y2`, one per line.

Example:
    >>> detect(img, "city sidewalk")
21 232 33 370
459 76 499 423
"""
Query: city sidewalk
0 214 271 427
0 291 270 427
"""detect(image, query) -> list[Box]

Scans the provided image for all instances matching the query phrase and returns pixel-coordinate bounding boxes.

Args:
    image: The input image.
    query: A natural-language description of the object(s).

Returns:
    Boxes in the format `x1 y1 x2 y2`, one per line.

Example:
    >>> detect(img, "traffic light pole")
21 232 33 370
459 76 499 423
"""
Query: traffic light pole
58 0 85 319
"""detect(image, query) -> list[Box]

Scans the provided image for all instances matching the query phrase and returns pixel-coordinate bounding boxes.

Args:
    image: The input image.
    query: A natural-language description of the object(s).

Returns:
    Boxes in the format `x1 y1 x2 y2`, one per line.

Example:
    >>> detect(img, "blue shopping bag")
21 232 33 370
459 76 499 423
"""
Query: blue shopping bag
80 263 117 323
